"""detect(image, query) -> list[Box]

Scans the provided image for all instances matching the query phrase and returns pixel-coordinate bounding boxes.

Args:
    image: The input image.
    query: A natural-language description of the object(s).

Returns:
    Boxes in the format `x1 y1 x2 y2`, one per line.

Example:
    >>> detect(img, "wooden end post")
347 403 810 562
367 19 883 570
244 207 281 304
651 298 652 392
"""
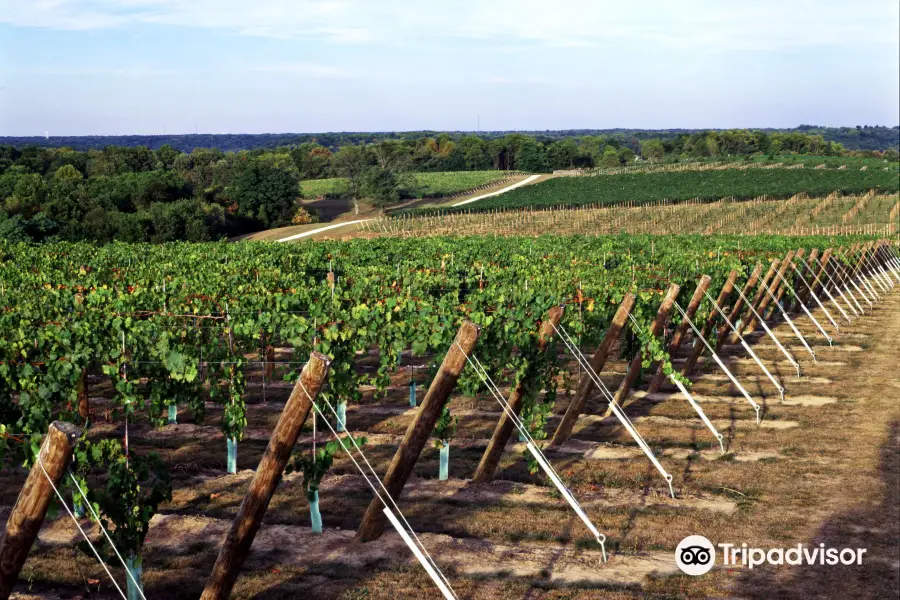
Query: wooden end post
727 259 778 345
551 293 635 447
602 283 680 417
794 248 821 309
735 252 792 341
0 421 80 599
684 270 738 376
200 352 331 600
714 263 763 349
474 306 564 483
356 321 481 542
768 249 800 318
648 275 710 393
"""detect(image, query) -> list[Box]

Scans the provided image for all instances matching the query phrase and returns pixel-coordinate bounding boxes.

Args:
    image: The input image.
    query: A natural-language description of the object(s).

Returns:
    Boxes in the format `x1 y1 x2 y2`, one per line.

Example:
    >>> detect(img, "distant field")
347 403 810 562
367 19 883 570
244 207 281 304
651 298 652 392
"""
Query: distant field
446 166 899 212
300 170 511 199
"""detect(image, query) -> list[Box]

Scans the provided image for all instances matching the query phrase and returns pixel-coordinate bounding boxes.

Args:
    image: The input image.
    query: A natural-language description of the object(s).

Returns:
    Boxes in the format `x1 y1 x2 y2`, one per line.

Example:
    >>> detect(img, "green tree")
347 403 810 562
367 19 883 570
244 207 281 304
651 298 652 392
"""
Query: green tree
516 138 548 173
331 145 373 215
155 144 181 170
362 167 402 208
228 153 300 228
290 142 332 179
617 147 636 165
46 165 91 239
4 173 46 217
599 147 621 168
546 140 578 170
640 139 665 162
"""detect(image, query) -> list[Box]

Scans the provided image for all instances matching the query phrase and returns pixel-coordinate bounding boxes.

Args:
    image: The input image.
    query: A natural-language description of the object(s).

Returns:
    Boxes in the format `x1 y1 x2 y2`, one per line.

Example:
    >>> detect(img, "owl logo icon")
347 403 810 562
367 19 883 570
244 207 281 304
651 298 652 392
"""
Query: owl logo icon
676 535 716 575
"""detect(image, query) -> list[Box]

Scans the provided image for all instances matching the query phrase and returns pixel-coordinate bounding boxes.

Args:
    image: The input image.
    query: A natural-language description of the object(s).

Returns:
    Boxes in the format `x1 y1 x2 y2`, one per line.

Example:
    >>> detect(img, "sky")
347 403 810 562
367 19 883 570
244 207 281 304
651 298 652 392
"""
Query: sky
0 0 898 136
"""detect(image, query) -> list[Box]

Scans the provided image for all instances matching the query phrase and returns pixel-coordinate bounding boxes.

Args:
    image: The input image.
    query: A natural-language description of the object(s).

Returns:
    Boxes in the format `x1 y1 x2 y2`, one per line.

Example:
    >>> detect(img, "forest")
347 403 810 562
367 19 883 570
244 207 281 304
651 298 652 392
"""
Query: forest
2 125 897 153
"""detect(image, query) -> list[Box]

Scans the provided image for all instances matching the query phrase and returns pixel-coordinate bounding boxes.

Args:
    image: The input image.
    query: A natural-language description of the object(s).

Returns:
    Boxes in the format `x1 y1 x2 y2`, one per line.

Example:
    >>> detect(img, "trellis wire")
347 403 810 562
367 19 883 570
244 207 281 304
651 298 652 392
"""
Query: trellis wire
552 322 675 498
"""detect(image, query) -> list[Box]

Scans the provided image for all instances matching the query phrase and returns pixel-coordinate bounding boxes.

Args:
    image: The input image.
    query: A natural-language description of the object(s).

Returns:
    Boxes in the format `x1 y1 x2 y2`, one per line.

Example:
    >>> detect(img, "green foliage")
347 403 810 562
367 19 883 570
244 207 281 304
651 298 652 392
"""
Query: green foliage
287 434 367 499
0 233 881 489
228 153 300 228
451 167 900 212
301 171 510 200
433 405 458 446
72 439 172 562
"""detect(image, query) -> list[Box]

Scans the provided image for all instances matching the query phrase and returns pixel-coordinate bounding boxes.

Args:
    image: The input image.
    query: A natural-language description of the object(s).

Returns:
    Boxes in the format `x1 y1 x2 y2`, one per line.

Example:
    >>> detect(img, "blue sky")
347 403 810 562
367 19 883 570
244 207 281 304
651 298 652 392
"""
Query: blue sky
0 0 898 136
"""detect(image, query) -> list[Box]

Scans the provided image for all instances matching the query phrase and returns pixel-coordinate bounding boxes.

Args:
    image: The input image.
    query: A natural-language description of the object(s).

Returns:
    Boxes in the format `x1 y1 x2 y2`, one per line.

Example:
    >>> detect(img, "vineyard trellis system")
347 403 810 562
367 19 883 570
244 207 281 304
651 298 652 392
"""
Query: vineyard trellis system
0 236 898 598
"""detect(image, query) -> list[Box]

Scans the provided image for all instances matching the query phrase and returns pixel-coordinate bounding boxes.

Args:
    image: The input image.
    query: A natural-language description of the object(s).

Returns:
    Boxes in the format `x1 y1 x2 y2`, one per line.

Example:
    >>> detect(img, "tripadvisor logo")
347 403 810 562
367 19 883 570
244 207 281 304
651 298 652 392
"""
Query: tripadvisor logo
676 535 716 575
675 535 868 575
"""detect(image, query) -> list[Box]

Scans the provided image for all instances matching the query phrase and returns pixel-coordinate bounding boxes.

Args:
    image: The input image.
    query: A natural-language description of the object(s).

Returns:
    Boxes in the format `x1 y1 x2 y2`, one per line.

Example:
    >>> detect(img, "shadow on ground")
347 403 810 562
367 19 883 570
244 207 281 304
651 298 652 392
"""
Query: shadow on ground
730 419 900 600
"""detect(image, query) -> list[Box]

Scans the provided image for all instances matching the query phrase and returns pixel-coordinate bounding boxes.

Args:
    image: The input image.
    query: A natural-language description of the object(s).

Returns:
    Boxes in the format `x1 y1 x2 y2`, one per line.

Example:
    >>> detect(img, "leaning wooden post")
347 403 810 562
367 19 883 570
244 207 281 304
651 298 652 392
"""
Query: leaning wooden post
737 252 793 340
603 283 680 417
767 249 800 318
794 248 823 310
648 275 711 393
683 270 738 376
474 306 564 483
357 321 481 542
551 293 635 446
201 352 331 600
727 259 778 345
0 421 80 599
715 263 763 349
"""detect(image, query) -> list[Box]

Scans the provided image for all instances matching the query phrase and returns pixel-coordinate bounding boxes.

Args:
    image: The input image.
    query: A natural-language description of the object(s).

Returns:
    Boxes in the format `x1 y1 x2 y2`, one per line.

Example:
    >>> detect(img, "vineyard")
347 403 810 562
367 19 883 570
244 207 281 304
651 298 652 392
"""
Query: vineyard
438 166 900 213
0 236 898 599
364 193 900 238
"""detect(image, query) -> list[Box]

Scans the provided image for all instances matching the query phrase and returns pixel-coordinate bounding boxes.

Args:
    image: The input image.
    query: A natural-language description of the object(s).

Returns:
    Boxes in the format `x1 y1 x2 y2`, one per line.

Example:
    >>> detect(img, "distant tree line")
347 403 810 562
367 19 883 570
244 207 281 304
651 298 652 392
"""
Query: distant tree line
1 128 897 243
2 125 897 153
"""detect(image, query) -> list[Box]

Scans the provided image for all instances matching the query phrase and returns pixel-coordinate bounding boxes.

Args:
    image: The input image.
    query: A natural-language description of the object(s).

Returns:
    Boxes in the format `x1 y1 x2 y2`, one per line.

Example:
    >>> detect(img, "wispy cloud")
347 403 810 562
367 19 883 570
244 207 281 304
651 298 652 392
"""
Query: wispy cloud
483 75 549 85
1 0 896 50
15 64 176 76
243 63 349 78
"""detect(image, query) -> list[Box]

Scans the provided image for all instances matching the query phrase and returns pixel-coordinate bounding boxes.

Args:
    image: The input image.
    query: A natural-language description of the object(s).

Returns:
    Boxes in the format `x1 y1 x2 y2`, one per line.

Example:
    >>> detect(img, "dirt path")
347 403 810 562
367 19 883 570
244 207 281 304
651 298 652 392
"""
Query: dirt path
450 174 542 207
274 218 374 242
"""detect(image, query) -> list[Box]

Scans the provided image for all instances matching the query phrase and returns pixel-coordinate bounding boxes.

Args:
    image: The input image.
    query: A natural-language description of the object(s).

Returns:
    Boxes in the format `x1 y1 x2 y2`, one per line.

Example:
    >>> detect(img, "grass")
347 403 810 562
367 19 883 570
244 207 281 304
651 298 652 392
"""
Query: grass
300 171 513 199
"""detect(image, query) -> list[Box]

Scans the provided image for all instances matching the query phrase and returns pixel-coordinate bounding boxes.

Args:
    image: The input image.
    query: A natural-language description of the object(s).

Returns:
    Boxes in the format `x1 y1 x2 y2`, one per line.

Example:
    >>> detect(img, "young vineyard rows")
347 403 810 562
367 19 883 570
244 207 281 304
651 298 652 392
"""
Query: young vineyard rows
436 164 899 213
366 192 900 238
0 236 898 599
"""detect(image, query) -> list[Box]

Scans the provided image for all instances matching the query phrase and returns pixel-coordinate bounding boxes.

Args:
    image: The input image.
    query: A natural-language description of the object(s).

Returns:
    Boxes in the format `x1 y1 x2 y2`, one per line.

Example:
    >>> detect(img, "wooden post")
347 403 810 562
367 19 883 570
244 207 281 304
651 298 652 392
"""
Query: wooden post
473 306 564 483
683 270 738 376
715 263 763 349
551 293 635 446
735 252 792 341
201 352 331 600
603 283 680 417
768 249 800 318
648 275 711 393
0 421 80 599
794 248 822 309
76 369 89 420
357 321 481 542
727 259 778 345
